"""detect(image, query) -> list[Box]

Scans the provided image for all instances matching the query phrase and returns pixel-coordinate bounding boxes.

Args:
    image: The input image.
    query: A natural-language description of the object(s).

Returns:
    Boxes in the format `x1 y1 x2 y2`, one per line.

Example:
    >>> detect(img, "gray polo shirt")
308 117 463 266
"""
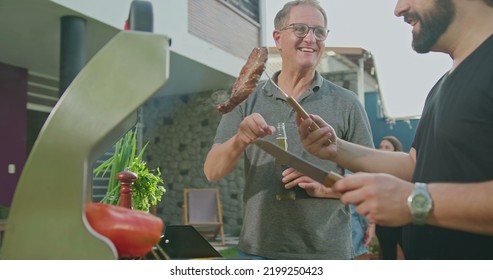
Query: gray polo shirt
213 72 374 259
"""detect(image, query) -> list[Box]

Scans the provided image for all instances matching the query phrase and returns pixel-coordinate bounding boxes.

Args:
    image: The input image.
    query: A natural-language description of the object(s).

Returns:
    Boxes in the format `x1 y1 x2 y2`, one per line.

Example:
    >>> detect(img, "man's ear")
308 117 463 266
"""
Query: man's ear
273 30 282 50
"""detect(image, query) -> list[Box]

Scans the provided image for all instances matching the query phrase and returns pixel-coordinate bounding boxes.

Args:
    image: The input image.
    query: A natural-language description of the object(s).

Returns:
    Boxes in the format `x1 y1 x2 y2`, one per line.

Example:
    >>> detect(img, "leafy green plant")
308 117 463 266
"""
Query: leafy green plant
218 247 238 258
369 238 380 257
94 129 165 212
128 158 165 212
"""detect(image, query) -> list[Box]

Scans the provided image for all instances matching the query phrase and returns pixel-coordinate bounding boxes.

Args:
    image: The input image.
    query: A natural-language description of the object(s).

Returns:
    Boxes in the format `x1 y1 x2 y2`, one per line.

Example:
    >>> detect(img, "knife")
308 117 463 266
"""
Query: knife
254 139 342 188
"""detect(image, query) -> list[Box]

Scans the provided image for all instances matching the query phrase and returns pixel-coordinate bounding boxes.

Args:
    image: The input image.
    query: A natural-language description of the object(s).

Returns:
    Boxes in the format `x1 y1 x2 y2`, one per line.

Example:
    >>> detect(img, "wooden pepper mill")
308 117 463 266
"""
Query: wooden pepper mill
116 169 138 209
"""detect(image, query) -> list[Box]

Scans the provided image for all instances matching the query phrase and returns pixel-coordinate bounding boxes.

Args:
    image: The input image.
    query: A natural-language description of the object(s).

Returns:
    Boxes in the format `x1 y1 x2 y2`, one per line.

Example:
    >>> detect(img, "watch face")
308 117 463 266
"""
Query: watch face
411 194 430 211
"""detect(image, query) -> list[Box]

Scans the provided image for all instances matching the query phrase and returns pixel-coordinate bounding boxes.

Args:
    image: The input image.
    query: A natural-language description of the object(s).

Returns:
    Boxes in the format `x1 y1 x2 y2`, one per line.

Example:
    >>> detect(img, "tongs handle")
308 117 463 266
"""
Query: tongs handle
286 97 320 131
267 72 320 131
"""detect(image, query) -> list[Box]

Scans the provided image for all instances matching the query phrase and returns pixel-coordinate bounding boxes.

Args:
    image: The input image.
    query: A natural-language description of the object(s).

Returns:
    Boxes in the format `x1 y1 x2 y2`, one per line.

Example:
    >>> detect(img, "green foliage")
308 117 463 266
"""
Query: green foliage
369 238 380 256
129 158 165 212
94 129 165 212
218 247 238 258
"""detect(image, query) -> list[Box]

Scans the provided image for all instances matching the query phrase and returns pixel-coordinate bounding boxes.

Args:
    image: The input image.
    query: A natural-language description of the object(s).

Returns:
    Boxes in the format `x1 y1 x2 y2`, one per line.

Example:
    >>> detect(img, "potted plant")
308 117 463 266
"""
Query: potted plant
94 129 165 213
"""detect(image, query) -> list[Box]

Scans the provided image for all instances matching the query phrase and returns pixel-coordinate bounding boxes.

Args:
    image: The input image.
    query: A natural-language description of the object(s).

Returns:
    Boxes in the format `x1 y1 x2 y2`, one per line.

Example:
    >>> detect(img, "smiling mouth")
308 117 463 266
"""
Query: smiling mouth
404 14 418 27
298 47 316 53
408 19 418 27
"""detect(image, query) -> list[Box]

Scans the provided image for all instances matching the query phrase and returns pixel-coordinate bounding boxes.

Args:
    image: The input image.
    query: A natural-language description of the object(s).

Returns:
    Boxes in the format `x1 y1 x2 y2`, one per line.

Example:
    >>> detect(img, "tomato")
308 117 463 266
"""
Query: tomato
85 203 163 257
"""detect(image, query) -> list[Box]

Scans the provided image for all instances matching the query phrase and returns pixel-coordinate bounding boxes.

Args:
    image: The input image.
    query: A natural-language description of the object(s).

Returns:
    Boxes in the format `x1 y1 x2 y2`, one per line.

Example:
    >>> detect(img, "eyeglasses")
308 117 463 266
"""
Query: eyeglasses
280 23 329 41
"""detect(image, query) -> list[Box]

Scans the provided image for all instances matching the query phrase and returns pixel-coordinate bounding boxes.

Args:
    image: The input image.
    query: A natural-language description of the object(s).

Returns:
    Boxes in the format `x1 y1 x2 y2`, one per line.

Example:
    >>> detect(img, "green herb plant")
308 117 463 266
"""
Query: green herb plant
94 129 165 212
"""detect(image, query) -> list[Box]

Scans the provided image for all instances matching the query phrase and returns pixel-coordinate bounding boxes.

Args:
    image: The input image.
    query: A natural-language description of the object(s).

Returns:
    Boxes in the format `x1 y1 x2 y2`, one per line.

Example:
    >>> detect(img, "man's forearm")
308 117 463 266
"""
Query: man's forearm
427 181 493 235
203 135 246 182
336 139 415 181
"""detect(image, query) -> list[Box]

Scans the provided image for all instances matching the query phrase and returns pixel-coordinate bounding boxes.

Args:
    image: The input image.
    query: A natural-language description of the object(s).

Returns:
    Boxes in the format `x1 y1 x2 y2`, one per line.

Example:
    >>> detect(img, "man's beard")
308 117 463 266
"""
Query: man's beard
408 0 455 53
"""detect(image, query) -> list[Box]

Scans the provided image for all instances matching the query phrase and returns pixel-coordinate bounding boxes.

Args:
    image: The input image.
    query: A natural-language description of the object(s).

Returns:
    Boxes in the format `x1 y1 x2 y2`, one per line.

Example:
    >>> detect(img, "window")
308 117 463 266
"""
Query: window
221 0 259 22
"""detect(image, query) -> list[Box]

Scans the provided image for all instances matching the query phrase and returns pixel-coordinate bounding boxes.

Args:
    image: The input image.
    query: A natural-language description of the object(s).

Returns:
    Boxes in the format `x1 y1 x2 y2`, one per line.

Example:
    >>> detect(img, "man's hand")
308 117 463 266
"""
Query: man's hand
296 114 338 160
282 167 341 199
333 172 414 226
236 112 275 145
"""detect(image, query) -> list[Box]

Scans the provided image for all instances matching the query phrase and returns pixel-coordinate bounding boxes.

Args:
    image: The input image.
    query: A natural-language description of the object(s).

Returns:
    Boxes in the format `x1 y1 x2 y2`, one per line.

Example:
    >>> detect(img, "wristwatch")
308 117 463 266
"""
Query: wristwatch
407 182 433 225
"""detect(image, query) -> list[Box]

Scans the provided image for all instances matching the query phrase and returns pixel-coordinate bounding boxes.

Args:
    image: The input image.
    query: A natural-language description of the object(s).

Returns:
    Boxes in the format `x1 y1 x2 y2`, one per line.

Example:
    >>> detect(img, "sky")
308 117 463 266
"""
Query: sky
264 0 452 117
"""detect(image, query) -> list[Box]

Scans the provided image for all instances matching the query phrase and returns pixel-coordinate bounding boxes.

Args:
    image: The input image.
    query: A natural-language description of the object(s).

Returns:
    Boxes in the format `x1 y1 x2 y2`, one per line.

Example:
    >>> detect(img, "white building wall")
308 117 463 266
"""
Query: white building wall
52 0 246 77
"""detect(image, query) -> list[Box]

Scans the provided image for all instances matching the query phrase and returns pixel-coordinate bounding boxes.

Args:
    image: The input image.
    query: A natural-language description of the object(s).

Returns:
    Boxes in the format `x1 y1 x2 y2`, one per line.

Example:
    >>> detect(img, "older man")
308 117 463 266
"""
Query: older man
204 0 373 259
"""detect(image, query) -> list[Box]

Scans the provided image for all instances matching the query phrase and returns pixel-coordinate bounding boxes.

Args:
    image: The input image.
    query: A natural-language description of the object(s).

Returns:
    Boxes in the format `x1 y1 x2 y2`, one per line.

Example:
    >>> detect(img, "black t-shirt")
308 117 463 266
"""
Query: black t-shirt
405 35 493 259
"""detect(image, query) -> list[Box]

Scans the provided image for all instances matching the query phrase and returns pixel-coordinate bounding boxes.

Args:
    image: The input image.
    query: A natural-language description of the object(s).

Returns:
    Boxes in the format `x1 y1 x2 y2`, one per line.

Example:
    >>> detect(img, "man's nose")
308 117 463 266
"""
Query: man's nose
394 0 410 17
